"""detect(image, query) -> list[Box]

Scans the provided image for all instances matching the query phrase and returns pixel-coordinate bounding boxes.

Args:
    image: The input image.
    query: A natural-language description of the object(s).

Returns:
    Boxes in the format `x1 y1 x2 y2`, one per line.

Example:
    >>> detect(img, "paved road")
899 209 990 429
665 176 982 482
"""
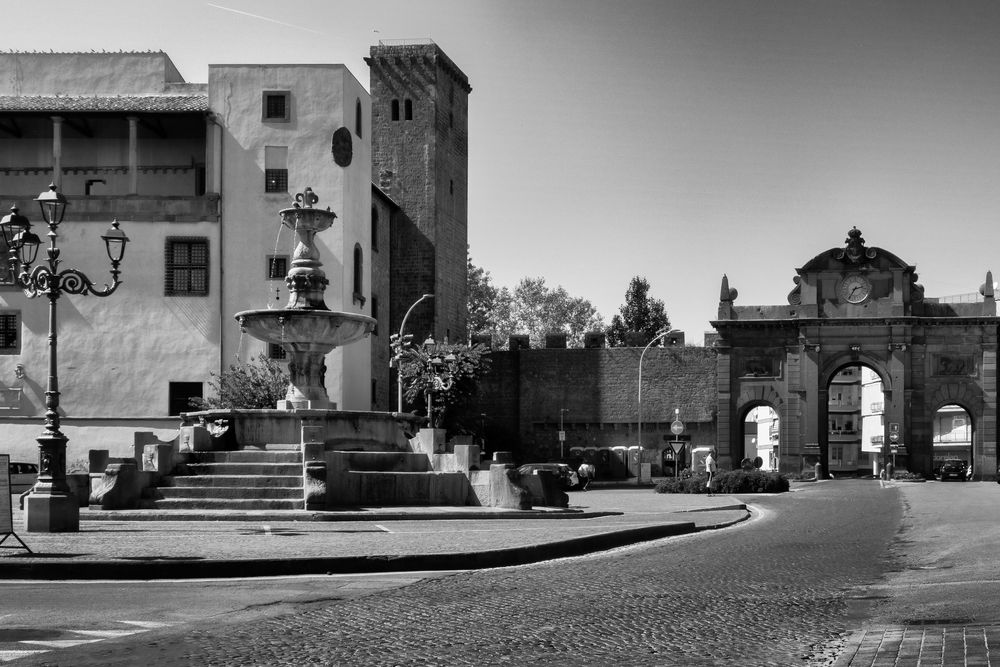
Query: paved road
10 480 903 666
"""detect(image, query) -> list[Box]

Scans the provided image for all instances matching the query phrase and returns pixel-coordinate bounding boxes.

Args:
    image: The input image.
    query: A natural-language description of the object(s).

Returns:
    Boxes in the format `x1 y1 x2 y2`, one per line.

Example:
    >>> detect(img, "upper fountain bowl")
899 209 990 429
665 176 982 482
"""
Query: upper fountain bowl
235 309 376 350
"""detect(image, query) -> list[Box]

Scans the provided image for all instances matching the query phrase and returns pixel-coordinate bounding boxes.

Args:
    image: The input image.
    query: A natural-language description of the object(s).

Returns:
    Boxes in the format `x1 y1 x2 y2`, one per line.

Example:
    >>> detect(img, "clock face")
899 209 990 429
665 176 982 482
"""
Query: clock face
840 274 872 304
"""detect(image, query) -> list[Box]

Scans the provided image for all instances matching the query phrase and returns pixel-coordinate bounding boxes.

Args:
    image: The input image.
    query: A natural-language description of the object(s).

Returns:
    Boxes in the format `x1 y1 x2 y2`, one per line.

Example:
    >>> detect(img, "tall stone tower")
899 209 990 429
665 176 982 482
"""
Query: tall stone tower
368 40 471 344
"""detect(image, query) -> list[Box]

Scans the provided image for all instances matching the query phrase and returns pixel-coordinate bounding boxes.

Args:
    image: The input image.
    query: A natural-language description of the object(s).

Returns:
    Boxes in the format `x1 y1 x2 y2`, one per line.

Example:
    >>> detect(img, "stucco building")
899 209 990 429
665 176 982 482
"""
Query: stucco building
0 43 469 466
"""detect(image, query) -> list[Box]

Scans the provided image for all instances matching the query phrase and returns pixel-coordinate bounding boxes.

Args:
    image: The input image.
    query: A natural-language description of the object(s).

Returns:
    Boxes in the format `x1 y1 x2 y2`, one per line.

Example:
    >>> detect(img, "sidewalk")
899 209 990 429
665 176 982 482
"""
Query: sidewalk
1 488 749 580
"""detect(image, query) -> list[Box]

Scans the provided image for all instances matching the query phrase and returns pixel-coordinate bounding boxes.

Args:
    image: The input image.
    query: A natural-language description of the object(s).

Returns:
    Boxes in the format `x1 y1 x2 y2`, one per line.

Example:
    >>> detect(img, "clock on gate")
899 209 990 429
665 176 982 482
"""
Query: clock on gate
839 274 872 304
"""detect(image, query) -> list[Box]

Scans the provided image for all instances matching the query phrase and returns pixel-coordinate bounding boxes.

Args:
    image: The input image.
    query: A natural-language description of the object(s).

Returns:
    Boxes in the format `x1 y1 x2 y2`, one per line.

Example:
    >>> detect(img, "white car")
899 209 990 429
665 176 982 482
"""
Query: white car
8 461 38 494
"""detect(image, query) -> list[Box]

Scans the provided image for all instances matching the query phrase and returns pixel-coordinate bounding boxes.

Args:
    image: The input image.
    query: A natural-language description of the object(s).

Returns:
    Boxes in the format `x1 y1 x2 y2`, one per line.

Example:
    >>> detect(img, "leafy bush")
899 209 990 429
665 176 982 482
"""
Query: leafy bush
654 469 789 494
190 354 289 410
892 470 924 481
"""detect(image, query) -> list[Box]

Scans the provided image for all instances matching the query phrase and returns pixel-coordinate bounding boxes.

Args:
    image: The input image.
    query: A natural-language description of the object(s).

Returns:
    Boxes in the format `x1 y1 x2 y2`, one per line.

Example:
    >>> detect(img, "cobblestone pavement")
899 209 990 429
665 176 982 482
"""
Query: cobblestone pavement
15 480 904 666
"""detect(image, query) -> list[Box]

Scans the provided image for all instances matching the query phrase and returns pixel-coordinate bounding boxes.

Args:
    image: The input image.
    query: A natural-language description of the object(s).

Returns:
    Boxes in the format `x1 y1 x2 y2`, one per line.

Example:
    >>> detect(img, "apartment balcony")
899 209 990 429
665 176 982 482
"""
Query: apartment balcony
869 402 884 414
829 430 860 442
828 401 861 412
870 435 884 446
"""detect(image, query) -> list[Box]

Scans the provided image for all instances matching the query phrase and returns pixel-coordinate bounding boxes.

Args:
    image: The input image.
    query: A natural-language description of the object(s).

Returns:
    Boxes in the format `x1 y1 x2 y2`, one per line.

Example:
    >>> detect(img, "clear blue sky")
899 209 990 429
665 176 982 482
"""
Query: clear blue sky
8 1 1000 342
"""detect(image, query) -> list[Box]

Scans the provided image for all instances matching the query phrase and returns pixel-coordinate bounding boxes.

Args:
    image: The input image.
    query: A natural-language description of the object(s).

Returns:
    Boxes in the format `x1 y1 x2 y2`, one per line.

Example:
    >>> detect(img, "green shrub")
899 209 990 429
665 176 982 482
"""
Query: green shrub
892 470 923 481
654 469 789 494
190 354 289 410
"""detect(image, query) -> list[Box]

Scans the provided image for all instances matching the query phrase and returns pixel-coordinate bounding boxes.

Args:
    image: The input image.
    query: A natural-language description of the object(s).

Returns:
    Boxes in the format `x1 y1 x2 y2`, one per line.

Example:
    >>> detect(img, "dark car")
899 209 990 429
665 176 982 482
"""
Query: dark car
939 459 967 481
517 463 579 489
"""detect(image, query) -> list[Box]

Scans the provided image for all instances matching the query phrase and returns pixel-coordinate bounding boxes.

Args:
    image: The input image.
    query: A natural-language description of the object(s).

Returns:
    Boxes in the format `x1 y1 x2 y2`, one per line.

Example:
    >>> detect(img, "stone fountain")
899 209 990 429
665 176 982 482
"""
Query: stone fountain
235 187 374 409
91 188 535 512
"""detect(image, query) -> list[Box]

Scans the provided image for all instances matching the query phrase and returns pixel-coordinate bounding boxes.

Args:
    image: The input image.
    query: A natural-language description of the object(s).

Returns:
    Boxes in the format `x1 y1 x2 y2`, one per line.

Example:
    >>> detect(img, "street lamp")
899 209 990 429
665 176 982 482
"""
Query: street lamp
392 293 433 412
637 329 671 481
423 339 457 428
1 184 129 533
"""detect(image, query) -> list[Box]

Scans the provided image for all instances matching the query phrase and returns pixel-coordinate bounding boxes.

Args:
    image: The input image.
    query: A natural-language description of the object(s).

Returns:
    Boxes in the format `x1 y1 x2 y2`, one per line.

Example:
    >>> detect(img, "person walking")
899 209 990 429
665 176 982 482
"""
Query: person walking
577 462 595 491
705 449 717 496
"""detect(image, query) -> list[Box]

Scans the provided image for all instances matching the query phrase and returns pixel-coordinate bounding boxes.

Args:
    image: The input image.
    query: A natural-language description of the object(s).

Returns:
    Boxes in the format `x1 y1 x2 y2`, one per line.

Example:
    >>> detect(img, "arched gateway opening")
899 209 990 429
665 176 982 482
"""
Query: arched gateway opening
713 228 998 480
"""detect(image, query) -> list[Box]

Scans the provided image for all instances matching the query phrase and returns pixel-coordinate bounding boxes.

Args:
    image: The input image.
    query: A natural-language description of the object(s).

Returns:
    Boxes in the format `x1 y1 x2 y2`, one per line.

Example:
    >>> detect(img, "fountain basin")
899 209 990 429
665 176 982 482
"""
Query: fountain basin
235 309 376 409
235 309 376 349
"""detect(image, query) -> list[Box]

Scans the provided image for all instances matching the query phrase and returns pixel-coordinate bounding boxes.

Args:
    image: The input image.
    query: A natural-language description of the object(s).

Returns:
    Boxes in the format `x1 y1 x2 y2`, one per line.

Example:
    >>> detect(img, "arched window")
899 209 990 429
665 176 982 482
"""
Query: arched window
404 99 413 120
391 100 399 121
352 244 365 306
355 98 362 137
371 206 379 251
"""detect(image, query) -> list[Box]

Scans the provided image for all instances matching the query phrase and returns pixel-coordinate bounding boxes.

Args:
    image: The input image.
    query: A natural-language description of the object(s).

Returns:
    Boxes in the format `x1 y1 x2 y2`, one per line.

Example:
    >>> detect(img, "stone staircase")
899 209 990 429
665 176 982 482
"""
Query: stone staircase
144 447 304 510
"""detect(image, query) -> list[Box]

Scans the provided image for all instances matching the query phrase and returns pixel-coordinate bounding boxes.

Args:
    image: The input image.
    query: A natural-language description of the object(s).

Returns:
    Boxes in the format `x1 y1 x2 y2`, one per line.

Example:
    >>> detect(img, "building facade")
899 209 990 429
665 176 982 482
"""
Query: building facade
0 43 469 464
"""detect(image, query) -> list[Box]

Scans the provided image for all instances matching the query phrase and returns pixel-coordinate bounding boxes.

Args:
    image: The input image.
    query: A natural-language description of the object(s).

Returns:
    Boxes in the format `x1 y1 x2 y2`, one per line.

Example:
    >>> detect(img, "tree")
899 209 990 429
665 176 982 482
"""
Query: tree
502 277 605 348
399 340 491 431
191 355 289 409
607 276 671 347
467 255 502 336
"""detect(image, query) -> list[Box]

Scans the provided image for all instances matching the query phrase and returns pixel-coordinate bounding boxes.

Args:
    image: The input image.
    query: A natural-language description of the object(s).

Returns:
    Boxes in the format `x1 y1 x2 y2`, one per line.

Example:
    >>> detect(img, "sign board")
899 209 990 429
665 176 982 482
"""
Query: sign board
670 420 685 436
0 455 11 534
0 454 30 553
889 423 900 443
558 430 566 442
669 440 684 454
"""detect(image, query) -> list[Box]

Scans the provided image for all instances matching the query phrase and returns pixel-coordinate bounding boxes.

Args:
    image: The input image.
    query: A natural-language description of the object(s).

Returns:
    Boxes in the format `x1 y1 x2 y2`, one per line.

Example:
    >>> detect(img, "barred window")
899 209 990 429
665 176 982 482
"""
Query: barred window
267 255 288 280
165 238 209 296
262 91 290 122
265 169 288 193
0 312 18 353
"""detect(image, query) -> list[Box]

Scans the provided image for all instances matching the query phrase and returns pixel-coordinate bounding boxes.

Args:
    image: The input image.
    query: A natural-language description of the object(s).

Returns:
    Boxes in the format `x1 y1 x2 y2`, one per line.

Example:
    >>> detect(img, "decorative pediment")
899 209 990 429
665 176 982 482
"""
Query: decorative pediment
797 227 914 273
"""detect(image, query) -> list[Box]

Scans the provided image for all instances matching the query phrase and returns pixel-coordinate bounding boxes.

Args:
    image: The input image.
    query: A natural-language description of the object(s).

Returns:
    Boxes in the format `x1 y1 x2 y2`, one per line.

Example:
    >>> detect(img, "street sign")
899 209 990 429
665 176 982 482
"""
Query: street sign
558 430 565 442
889 423 900 443
669 440 684 454
670 420 685 436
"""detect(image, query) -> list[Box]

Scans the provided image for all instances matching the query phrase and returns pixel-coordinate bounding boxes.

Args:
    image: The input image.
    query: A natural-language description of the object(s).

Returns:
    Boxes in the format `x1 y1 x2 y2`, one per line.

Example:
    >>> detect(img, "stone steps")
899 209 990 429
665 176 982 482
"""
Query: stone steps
165 475 302 488
145 498 304 511
146 448 305 511
155 486 303 499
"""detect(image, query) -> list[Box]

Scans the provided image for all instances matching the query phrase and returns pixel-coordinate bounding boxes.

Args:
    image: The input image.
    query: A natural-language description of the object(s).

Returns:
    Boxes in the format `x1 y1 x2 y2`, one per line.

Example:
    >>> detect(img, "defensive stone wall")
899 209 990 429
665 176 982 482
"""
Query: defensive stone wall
474 339 718 465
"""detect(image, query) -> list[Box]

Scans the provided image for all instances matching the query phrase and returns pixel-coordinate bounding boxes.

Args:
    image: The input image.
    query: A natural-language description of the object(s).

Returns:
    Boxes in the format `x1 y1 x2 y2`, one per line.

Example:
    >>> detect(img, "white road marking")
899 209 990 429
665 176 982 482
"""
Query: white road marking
0 649 48 662
19 639 103 648
374 524 392 533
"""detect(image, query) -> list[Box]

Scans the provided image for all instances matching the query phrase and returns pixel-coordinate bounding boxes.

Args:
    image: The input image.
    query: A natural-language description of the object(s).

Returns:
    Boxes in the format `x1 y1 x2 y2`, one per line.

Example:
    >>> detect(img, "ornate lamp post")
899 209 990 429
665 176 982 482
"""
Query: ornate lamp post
1 185 128 532
422 338 457 428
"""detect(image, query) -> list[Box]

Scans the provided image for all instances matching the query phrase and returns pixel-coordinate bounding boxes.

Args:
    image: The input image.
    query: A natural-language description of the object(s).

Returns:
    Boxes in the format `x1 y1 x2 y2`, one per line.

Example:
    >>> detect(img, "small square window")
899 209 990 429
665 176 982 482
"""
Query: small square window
265 169 288 193
262 91 290 122
0 312 19 354
267 255 288 280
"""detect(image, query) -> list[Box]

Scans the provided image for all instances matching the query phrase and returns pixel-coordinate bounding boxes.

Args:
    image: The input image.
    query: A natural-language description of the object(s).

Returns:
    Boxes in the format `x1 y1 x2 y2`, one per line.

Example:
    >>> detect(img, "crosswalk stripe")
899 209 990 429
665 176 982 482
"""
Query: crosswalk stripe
69 629 141 638
119 620 171 628
19 639 103 648
0 650 48 663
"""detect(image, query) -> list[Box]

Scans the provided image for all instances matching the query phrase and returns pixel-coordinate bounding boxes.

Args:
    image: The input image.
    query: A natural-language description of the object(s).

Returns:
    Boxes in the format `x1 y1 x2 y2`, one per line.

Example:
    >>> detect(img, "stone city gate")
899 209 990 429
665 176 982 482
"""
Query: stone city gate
712 228 998 480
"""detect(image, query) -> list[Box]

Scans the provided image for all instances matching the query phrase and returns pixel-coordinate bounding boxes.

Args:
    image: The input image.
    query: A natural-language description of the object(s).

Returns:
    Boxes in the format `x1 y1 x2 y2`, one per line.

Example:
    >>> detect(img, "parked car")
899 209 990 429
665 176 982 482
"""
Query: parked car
8 461 38 494
938 459 967 481
517 463 579 489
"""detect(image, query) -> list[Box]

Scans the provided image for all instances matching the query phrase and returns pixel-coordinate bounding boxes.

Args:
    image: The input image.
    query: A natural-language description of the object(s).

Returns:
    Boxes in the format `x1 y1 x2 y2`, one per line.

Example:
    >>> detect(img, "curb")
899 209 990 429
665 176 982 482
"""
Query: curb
76 509 622 522
0 518 748 581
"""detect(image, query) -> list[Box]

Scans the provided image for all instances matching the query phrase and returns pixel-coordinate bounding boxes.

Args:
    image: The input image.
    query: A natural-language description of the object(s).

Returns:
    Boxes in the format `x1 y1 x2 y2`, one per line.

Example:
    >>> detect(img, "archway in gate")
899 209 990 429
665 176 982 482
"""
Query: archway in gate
823 362 887 477
932 404 973 477
712 227 999 480
743 405 780 471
